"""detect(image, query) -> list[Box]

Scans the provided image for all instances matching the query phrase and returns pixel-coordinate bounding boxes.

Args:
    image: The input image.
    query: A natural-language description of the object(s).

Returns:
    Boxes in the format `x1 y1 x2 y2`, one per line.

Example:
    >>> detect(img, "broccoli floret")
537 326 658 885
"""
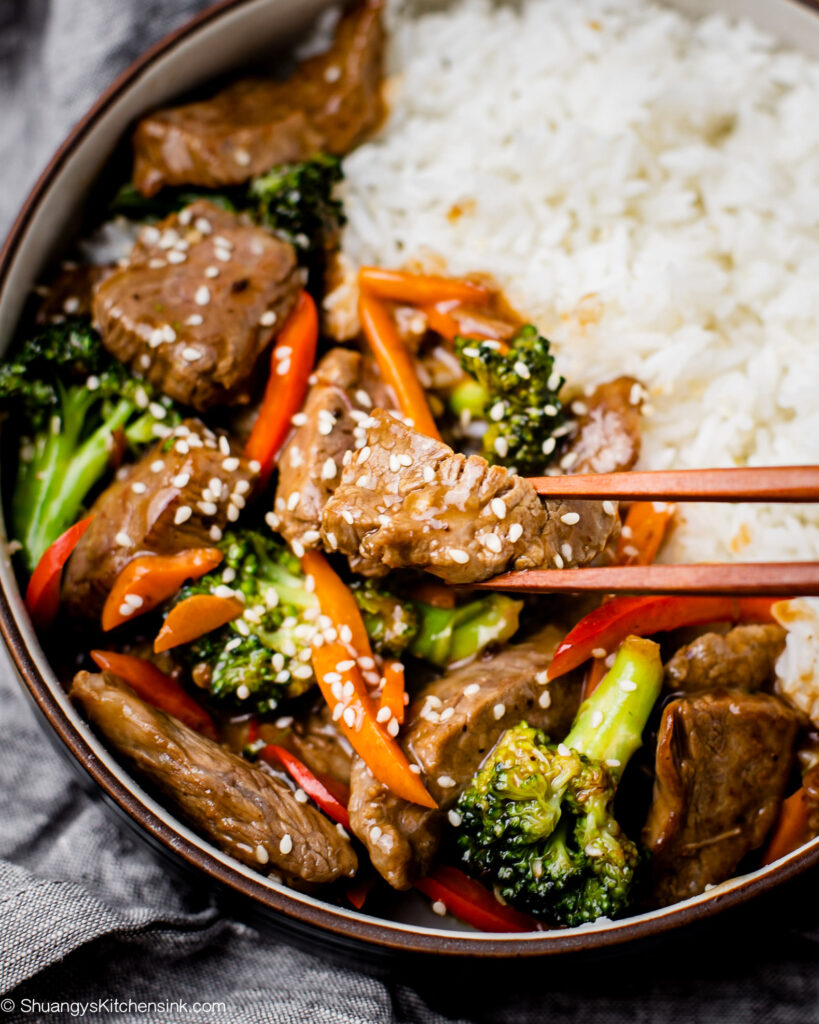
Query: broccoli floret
249 155 344 263
351 579 420 656
353 580 523 668
0 318 179 570
173 530 320 714
456 636 663 926
454 325 565 475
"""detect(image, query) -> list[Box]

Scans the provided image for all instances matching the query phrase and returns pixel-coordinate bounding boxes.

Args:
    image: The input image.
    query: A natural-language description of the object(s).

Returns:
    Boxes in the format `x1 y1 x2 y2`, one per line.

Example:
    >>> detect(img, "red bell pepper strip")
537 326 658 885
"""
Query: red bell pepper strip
415 865 539 933
260 743 351 829
154 593 244 653
90 649 217 739
346 875 378 910
243 290 319 485
312 642 436 809
101 548 223 631
548 595 779 682
761 786 816 866
358 291 442 441
25 515 94 630
358 268 490 307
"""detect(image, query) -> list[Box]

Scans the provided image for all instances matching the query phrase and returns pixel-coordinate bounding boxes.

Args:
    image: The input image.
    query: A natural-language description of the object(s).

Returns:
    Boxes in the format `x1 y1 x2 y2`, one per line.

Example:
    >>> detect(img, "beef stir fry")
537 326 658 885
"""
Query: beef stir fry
2 1 817 933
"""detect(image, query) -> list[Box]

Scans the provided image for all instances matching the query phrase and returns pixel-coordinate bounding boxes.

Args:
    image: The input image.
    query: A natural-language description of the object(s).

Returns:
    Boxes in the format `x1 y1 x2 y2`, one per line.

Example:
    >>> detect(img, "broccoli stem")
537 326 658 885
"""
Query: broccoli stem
563 636 662 778
410 594 523 666
14 394 135 569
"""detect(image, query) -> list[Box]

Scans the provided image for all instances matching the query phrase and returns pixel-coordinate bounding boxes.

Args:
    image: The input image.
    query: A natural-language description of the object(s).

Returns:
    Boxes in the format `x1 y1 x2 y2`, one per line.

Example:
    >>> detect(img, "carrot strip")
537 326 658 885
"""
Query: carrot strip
102 548 223 631
244 290 319 485
379 660 406 726
301 549 372 657
261 744 350 829
358 292 441 441
359 268 490 307
25 515 94 630
154 593 244 653
312 642 436 809
406 580 458 609
580 657 609 703
90 649 217 739
617 501 676 567
762 787 816 866
346 875 378 910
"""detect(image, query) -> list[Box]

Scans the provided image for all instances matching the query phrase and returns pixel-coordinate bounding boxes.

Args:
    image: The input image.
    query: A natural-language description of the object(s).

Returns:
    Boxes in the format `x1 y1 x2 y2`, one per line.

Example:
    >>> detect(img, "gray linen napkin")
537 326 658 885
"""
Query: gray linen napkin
1 3 818 1022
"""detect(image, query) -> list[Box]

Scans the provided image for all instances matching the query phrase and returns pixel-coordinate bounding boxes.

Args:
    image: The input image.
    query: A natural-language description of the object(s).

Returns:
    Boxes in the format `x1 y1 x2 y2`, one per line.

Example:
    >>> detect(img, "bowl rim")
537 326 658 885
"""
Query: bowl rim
1 0 818 958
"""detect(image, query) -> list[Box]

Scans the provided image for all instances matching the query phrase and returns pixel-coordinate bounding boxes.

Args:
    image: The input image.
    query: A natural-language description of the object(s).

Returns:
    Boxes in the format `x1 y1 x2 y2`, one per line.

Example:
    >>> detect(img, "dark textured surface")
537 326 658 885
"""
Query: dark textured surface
0 1 818 1020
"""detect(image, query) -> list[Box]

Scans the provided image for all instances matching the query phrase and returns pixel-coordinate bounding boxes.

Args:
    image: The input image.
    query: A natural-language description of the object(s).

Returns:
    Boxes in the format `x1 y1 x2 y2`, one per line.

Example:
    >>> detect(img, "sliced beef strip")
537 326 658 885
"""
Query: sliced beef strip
34 262 114 325
664 624 786 694
93 201 301 411
71 671 357 884
132 0 385 197
63 418 257 619
273 347 393 550
564 376 643 475
643 690 799 907
321 409 619 584
348 625 580 889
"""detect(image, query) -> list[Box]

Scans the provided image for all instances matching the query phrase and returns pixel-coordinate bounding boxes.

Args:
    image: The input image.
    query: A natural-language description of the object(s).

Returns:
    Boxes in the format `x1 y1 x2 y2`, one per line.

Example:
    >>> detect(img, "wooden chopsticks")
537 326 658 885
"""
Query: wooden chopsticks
472 562 819 597
470 464 819 596
527 465 819 503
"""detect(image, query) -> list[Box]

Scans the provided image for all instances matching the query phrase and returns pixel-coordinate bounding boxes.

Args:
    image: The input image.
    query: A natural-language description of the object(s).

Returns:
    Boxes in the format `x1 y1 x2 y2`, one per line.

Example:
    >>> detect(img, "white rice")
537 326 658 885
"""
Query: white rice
341 0 819 566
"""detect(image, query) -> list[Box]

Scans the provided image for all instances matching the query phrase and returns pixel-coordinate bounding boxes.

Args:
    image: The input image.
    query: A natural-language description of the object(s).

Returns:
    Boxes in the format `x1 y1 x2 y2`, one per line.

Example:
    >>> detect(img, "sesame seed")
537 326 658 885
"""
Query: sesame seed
591 710 604 728
560 511 581 526
508 523 523 543
560 451 578 470
547 371 561 390
291 412 307 427
151 459 164 473
432 900 447 917
535 670 549 685
389 453 401 473
194 217 211 234
493 703 505 720
167 250 187 264
514 360 531 379
115 531 132 547
198 500 218 516
437 775 456 788
343 707 356 728
538 690 552 709
620 679 638 692
561 542 573 561
557 743 571 757
494 436 509 458
260 310 278 327
491 497 507 520
542 437 556 456
182 346 203 362
603 500 617 516
544 404 559 417
286 491 300 512
131 481 147 494
553 553 565 569
448 810 463 827
174 506 192 525
322 458 337 481
489 401 505 422
336 659 355 672
279 834 293 855
387 718 400 737
339 625 353 645
369 825 383 842
186 313 204 327
606 758 622 769
255 844 269 864
585 844 602 858
422 465 435 483
464 683 480 696
340 509 354 525
409 764 421 775
376 706 392 724
449 548 470 564
237 684 250 700
194 285 210 306
592 647 607 659
214 247 231 262
482 533 502 554
118 603 133 618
